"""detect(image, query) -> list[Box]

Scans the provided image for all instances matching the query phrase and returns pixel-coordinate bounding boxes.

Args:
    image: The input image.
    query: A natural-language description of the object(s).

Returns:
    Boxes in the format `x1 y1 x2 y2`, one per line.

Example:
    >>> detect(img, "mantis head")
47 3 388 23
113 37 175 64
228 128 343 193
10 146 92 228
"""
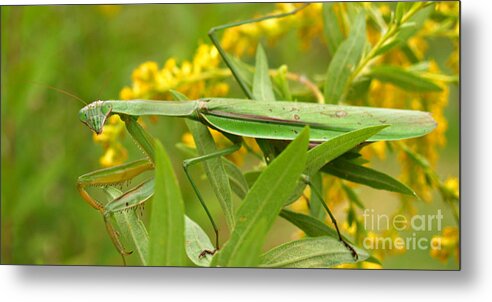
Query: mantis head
79 100 112 135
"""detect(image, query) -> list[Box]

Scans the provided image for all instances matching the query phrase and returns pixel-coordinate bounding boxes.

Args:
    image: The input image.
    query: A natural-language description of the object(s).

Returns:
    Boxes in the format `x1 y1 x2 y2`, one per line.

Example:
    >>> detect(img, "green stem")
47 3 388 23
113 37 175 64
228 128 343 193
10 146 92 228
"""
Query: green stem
343 2 429 99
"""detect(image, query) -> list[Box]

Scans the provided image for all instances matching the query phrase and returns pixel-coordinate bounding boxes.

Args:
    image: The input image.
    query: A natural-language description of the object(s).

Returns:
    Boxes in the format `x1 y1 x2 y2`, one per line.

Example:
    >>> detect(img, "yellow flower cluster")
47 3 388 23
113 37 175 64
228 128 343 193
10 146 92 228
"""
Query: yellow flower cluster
94 43 231 167
430 226 459 263
221 3 323 57
443 177 459 200
121 44 229 100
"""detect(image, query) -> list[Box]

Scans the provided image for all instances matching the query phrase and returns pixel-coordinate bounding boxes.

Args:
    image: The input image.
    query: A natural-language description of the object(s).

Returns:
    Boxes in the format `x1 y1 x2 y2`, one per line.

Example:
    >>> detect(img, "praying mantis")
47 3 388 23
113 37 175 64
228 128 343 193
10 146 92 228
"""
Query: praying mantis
77 4 437 265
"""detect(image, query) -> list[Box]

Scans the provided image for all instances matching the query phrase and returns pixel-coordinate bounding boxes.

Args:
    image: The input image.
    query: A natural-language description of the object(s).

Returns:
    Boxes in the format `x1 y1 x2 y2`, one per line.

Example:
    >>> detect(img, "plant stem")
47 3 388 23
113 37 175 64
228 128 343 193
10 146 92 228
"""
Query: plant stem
343 2 429 100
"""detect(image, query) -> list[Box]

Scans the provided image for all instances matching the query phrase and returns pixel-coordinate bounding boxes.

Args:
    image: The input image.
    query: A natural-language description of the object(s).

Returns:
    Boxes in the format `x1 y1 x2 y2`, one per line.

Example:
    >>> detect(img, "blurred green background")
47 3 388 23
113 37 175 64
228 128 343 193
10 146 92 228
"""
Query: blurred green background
1 4 459 268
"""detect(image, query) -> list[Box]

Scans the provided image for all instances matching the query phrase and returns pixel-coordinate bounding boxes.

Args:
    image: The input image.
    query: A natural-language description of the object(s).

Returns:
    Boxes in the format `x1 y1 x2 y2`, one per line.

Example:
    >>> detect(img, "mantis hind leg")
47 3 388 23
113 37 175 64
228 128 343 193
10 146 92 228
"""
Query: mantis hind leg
182 142 242 256
208 3 310 99
303 176 359 261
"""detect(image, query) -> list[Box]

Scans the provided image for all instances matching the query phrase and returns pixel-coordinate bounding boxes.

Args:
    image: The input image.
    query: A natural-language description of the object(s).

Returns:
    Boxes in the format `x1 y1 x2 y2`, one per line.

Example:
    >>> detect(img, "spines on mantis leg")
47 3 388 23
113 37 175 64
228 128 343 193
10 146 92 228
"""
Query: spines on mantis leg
77 159 154 211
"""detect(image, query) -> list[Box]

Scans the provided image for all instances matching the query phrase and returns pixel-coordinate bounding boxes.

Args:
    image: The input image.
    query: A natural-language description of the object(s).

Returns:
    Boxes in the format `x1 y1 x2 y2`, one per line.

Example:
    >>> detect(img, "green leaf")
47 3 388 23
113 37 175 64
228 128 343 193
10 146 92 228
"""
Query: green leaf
260 236 368 268
223 159 249 200
228 54 254 94
373 38 401 57
212 127 309 267
309 173 325 221
397 4 434 41
185 119 235 230
169 89 188 101
104 187 149 265
279 209 339 239
244 170 262 188
346 76 372 101
341 183 365 209
283 125 387 206
305 125 387 175
172 90 235 230
148 138 185 266
323 158 416 196
322 2 344 56
370 65 442 92
252 44 276 102
185 216 214 267
175 142 248 200
395 2 413 24
324 10 366 103
272 65 292 101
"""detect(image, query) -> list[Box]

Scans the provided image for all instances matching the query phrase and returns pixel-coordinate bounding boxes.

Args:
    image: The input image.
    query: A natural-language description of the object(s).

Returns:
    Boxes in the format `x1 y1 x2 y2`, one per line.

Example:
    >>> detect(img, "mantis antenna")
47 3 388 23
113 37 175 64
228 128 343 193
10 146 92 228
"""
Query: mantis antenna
31 81 88 105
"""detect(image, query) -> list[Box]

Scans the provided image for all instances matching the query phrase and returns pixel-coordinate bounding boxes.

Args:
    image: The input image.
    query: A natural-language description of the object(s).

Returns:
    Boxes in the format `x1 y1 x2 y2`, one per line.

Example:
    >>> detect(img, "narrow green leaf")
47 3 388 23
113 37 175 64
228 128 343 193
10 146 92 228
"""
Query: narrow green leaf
370 65 442 92
373 38 401 57
223 159 249 200
185 216 214 267
185 119 235 230
279 209 339 239
324 10 366 103
104 187 149 265
149 139 185 266
252 44 276 102
306 125 387 175
322 2 344 56
309 173 325 221
175 142 248 200
272 65 292 101
212 127 309 267
400 5 434 39
112 212 149 266
284 125 387 206
395 2 413 24
260 236 369 268
244 170 262 188
346 76 372 101
228 55 254 94
341 183 365 209
171 89 236 230
169 89 188 101
323 158 416 196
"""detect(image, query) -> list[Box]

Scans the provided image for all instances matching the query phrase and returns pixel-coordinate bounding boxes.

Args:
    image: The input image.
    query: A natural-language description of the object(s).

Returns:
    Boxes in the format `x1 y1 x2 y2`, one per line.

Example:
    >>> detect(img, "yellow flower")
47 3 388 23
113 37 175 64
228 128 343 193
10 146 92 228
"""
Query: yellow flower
430 226 459 263
290 186 310 214
361 261 383 269
119 86 134 100
132 61 159 83
443 177 459 199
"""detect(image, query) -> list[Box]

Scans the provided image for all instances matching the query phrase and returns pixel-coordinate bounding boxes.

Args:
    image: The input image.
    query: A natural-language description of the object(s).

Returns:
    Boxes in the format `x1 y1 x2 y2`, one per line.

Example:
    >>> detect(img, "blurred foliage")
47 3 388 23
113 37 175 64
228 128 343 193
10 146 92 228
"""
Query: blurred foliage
1 3 459 269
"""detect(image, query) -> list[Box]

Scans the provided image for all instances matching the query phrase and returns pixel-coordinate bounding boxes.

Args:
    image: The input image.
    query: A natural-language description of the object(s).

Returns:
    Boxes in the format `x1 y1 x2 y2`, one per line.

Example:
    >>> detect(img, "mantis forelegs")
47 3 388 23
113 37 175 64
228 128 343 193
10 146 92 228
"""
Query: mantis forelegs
77 160 154 264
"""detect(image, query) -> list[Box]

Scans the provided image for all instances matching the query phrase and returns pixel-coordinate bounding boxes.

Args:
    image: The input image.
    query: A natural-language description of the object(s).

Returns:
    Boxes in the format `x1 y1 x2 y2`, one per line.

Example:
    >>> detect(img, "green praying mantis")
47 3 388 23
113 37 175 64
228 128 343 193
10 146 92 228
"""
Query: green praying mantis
76 4 437 265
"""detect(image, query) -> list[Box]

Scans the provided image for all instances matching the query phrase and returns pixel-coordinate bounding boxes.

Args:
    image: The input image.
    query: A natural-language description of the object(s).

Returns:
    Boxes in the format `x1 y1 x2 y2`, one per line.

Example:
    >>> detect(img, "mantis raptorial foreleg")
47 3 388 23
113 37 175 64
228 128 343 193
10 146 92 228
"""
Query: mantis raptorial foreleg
78 112 242 262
